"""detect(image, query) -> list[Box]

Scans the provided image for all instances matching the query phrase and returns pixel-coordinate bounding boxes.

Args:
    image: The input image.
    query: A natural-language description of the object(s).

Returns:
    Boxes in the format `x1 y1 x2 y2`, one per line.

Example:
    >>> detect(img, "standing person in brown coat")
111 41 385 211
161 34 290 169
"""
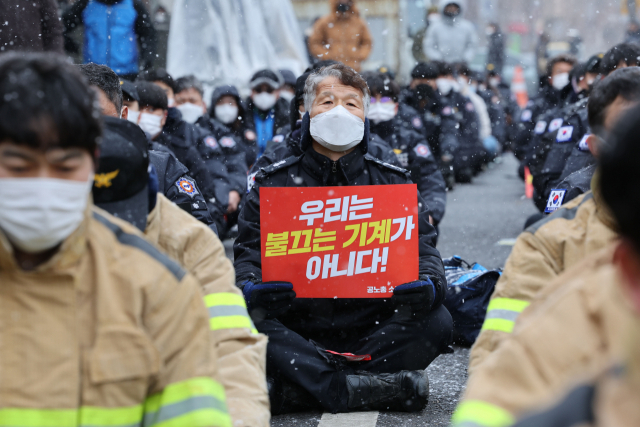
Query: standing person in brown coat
307 0 373 71
0 0 63 54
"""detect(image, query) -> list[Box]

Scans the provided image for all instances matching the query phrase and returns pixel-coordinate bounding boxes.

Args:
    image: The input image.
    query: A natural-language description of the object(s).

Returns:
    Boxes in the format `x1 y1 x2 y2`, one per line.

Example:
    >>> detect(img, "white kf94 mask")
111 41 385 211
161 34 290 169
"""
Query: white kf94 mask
310 105 365 152
0 177 94 253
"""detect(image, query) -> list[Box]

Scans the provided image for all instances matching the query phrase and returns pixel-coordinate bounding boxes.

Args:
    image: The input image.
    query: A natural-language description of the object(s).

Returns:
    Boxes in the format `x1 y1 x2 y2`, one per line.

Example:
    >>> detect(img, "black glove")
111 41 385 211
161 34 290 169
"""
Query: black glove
392 279 436 315
242 281 296 321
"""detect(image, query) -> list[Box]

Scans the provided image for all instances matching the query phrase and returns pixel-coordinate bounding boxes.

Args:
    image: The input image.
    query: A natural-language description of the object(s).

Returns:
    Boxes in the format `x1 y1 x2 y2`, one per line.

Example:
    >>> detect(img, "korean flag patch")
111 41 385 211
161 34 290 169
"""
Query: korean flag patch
545 189 567 213
548 118 563 132
414 144 431 158
412 116 423 129
247 171 258 193
520 109 532 122
273 134 285 143
220 136 236 148
534 121 547 134
556 126 574 143
204 136 218 149
175 177 199 198
578 134 590 151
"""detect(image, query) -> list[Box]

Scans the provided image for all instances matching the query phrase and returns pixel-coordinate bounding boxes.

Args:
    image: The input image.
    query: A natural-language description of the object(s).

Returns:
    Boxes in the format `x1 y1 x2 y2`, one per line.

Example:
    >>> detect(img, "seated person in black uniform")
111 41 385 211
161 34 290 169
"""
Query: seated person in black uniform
234 64 453 415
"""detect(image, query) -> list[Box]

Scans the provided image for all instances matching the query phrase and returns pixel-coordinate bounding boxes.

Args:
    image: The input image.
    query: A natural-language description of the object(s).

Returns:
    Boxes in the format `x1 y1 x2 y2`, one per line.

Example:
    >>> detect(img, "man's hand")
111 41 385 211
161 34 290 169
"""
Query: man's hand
392 279 436 315
228 190 241 213
242 281 296 322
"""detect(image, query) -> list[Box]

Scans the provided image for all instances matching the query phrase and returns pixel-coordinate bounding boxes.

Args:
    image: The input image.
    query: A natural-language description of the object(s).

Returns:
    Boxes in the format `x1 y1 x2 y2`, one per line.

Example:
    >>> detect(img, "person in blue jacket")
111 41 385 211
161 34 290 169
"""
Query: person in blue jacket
63 0 156 80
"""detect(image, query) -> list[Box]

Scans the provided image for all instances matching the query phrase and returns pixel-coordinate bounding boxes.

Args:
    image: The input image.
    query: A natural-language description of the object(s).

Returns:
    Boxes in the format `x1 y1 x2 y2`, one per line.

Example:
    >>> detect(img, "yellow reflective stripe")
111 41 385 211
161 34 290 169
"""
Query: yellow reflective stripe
203 293 258 334
203 292 246 308
487 298 530 313
452 400 515 427
144 377 230 427
481 318 516 333
0 405 143 427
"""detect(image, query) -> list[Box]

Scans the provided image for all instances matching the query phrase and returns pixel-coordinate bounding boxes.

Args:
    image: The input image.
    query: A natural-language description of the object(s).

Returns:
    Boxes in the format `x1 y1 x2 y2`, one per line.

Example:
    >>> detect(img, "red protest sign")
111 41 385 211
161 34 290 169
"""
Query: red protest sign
260 184 419 298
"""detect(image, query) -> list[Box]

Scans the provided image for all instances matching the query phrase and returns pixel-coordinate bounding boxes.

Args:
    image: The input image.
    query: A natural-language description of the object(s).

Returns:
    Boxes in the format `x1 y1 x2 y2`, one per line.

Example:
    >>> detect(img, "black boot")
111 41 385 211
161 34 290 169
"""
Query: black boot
346 370 429 412
268 376 323 415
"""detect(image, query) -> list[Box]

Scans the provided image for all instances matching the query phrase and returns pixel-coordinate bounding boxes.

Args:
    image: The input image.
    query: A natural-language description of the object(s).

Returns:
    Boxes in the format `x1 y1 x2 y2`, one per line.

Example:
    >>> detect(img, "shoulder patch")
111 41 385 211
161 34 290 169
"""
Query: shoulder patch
534 121 547 134
545 189 567 213
247 171 258 193
548 118 563 132
465 102 475 112
92 211 186 280
556 126 574 143
364 154 410 175
520 109 532 122
175 177 199 198
411 116 423 129
273 134 285 143
204 136 218 149
244 130 257 141
220 136 236 148
414 143 432 158
578 134 590 151
441 106 453 116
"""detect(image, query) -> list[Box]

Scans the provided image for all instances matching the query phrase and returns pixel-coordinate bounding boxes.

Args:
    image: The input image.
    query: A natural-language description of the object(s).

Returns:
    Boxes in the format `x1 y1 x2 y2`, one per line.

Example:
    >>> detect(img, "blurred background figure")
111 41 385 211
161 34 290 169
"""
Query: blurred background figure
486 23 505 76
307 0 372 71
423 1 477 64
412 5 440 63
625 20 640 46
63 0 157 80
536 32 551 79
0 0 63 54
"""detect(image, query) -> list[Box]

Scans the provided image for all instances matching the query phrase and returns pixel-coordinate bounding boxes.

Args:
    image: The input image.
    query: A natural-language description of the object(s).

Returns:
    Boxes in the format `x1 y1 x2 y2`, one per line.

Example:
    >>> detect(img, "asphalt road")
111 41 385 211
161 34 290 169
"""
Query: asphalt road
225 153 538 427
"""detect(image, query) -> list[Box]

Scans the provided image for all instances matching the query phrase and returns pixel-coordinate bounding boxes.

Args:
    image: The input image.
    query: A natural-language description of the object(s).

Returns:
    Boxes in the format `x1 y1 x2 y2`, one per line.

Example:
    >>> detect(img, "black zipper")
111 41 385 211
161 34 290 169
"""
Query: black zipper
332 161 337 173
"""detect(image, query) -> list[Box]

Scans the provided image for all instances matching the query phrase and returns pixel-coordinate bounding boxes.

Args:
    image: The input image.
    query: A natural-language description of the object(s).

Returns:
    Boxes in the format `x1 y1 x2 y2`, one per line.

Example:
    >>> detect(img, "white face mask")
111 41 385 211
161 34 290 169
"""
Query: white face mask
489 77 500 88
552 72 570 90
0 176 93 253
368 102 396 123
310 105 364 152
138 112 163 137
280 90 295 103
127 110 140 125
176 102 204 124
436 78 455 95
252 92 277 111
167 98 175 108
215 104 239 124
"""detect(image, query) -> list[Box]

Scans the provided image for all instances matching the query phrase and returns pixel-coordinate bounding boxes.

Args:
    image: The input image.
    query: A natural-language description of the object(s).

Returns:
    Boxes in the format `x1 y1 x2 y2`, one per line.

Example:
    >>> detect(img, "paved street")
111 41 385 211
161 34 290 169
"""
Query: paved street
227 153 538 427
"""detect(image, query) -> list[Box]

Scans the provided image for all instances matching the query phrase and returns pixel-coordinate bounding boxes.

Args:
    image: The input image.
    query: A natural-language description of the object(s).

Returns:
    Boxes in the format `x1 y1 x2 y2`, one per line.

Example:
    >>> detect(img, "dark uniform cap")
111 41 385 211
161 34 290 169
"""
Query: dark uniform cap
585 54 603 74
211 84 241 105
250 69 282 89
411 62 439 80
278 69 297 87
92 116 150 231
120 79 139 102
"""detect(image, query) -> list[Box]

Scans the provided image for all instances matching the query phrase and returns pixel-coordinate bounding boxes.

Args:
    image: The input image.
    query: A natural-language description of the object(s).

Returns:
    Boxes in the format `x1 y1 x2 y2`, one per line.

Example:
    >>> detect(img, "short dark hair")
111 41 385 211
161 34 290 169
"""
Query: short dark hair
0 53 101 157
136 81 168 110
600 103 640 250
138 68 176 92
175 75 204 97
436 61 454 77
600 44 640 76
411 62 439 80
588 67 640 137
78 63 123 113
362 71 400 102
546 54 577 77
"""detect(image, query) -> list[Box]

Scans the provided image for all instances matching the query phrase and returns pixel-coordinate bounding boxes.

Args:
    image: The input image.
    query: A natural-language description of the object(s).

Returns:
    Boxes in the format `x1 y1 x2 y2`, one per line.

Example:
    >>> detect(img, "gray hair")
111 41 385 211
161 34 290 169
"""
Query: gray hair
175 75 204 97
303 64 370 116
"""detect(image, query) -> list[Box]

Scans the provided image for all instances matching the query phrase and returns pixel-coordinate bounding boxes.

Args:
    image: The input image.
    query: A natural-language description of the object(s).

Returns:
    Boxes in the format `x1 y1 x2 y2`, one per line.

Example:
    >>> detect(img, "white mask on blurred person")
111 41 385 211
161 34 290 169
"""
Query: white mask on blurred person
252 92 277 111
127 110 140 125
176 102 204 124
167 98 175 108
552 72 570 90
489 77 500 88
310 105 364 152
0 176 93 252
280 90 295 103
436 78 454 95
368 102 396 124
138 113 163 137
215 104 239 124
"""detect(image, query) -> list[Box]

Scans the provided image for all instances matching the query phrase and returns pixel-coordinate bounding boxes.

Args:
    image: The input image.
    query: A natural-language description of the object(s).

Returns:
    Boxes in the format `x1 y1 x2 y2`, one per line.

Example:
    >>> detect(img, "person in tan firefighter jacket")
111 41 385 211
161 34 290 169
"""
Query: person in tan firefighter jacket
0 53 232 426
83 61 271 427
468 67 640 372
508 98 640 427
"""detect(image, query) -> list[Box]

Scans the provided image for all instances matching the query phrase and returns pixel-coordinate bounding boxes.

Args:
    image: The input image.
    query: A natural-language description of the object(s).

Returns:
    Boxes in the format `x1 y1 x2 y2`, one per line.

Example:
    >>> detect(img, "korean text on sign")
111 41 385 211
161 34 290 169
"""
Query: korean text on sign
260 185 419 298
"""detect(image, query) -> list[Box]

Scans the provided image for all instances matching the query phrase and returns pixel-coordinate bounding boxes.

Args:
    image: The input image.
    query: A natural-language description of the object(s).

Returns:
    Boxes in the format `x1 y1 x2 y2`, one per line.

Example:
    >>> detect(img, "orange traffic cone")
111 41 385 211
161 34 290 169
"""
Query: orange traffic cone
512 65 529 109
524 166 534 199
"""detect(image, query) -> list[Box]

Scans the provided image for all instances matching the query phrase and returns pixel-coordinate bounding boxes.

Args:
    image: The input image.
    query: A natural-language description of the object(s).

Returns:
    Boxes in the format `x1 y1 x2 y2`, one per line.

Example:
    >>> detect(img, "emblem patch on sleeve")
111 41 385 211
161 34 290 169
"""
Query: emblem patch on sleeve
175 177 199 198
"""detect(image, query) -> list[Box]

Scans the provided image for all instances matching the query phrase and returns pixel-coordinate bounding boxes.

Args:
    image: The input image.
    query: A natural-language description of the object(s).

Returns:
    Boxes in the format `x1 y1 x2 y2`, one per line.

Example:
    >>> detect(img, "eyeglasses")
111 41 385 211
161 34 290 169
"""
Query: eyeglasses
371 97 393 104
